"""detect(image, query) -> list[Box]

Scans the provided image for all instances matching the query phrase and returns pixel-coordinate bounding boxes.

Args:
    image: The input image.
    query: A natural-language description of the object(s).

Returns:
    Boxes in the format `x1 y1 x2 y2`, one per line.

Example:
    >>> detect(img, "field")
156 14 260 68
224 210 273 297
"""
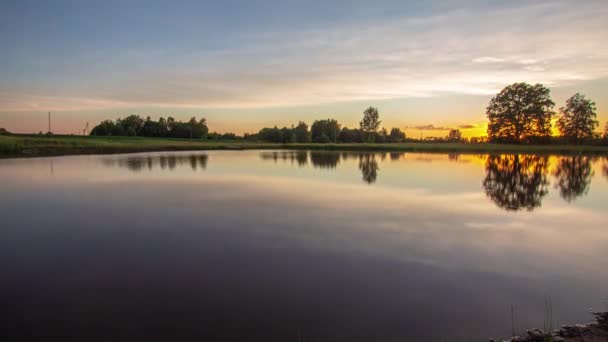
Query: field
2 134 608 158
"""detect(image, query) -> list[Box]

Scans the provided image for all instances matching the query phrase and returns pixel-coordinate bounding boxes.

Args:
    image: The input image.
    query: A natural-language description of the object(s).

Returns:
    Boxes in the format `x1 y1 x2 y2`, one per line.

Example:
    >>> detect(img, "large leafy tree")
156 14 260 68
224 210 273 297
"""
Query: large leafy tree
360 107 381 143
556 93 598 144
486 83 555 143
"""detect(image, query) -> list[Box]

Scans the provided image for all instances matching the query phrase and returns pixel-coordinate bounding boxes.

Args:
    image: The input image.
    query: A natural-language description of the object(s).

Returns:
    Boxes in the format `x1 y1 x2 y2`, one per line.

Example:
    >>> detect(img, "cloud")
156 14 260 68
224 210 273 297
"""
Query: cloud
1 0 608 111
472 57 505 64
458 124 476 129
412 124 451 131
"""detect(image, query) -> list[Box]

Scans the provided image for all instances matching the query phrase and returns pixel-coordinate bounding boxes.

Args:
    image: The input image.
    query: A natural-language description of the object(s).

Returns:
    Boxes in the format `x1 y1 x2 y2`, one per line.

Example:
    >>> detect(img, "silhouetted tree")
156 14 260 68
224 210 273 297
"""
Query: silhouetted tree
258 126 286 142
338 127 363 143
91 115 207 139
388 127 406 142
556 93 598 144
0 127 10 135
293 121 310 143
483 154 549 211
553 156 594 202
486 83 555 143
358 153 379 184
446 129 463 142
373 127 387 143
360 107 381 143
311 119 340 143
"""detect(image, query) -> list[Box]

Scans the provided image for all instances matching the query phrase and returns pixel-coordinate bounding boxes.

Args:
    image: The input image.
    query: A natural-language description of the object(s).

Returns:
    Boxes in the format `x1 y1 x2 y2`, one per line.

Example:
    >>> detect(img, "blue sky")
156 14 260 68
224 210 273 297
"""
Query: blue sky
1 0 607 135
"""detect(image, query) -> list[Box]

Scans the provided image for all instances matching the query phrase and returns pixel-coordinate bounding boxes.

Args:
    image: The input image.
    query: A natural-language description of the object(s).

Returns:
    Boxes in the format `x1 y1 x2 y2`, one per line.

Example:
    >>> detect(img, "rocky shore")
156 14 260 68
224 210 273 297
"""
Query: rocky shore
491 312 608 342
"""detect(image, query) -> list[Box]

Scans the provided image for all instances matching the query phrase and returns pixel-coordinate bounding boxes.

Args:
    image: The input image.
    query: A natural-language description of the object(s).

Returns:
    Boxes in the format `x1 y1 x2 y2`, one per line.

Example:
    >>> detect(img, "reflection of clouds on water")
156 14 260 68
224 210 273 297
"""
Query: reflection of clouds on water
102 154 208 172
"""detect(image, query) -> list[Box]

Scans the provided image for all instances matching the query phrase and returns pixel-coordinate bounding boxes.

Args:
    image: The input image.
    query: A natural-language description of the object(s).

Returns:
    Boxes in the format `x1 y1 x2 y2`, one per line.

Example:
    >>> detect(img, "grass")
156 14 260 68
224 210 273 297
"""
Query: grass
2 134 608 158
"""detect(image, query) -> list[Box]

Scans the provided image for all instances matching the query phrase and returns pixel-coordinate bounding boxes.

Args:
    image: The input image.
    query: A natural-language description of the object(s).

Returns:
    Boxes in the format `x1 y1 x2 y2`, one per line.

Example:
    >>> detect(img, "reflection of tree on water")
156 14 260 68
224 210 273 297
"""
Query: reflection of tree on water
483 154 549 211
553 156 594 202
259 151 308 166
309 151 341 169
358 153 379 184
102 154 208 172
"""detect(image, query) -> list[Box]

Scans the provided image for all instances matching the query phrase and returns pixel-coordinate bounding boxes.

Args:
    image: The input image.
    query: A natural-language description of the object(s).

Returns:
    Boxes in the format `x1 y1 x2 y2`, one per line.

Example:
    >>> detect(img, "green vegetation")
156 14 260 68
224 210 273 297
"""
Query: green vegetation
2 134 608 159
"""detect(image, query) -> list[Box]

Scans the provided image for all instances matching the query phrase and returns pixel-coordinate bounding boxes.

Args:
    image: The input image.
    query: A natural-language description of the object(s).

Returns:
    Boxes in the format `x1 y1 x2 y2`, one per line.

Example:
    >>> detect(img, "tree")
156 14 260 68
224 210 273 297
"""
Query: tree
486 83 555 143
311 119 340 143
294 121 310 143
603 122 608 142
446 129 463 142
360 107 381 142
556 93 598 144
0 127 10 135
388 127 406 143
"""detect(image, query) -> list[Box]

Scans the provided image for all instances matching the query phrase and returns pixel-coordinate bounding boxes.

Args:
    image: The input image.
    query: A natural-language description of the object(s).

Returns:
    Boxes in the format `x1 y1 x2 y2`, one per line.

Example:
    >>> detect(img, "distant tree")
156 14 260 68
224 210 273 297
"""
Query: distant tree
486 83 555 143
281 126 296 143
90 115 207 139
375 127 388 143
311 119 340 143
258 126 283 142
338 127 363 143
360 107 381 142
90 120 119 136
388 127 406 143
0 127 10 135
446 129 463 142
556 93 598 144
294 121 310 143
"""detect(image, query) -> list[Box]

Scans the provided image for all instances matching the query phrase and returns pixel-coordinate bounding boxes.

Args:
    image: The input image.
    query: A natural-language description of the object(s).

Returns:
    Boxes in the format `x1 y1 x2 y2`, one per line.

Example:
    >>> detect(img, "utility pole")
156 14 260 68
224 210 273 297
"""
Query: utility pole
48 112 51 134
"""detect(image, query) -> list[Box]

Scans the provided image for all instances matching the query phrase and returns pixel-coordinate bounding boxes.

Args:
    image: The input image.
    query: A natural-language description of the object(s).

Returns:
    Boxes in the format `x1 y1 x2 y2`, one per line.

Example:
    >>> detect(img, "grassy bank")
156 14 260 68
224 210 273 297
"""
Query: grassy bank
2 134 608 158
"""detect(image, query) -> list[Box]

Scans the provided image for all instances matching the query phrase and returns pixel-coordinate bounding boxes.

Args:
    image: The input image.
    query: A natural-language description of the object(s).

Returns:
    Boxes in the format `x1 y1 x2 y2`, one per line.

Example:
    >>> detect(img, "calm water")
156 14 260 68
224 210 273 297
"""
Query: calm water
1 150 607 341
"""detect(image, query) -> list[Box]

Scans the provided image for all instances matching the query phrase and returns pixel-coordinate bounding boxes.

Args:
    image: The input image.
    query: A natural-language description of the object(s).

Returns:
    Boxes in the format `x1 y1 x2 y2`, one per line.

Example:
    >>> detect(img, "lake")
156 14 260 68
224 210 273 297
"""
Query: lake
1 150 607 341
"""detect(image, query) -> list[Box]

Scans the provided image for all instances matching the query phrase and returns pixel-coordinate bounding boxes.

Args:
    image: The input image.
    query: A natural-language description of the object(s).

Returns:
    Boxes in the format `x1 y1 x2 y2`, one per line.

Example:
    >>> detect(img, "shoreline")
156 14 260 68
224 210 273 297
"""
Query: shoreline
496 312 608 342
2 135 608 159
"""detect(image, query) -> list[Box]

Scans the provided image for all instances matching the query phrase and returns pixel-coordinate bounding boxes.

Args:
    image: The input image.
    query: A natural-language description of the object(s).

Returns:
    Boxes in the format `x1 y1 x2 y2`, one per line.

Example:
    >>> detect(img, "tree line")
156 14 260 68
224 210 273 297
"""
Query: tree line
87 82 607 145
90 115 209 139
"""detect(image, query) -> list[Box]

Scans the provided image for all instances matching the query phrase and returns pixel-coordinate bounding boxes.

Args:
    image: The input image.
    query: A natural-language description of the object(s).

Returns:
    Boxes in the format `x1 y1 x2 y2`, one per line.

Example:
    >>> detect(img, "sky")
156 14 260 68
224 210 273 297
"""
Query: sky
1 0 607 137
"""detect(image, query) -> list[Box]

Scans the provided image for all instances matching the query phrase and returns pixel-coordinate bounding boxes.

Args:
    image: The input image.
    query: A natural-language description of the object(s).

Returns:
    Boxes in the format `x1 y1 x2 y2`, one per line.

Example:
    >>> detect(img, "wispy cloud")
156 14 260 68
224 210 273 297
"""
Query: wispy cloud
1 0 607 111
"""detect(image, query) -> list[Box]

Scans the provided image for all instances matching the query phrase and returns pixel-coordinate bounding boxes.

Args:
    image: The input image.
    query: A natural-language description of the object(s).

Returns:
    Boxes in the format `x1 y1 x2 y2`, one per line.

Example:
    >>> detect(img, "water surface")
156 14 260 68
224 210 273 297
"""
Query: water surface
1 150 607 341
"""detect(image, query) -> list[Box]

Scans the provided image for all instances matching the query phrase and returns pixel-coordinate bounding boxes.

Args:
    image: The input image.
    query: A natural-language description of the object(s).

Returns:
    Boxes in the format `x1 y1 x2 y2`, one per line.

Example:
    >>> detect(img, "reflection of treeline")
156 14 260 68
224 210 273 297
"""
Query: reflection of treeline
102 154 208 172
483 154 599 210
260 151 604 208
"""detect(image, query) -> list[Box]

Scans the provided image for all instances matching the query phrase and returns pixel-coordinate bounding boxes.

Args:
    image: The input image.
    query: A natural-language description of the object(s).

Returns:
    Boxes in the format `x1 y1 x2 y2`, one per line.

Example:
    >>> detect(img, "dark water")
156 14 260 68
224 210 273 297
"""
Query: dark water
1 151 607 341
